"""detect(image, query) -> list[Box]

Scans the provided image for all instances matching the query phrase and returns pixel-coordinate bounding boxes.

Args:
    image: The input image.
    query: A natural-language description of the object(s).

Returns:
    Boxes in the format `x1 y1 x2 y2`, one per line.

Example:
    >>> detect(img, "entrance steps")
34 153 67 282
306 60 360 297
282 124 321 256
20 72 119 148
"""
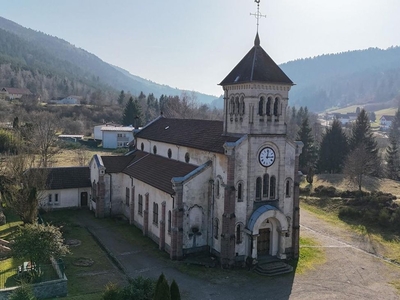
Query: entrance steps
254 256 293 276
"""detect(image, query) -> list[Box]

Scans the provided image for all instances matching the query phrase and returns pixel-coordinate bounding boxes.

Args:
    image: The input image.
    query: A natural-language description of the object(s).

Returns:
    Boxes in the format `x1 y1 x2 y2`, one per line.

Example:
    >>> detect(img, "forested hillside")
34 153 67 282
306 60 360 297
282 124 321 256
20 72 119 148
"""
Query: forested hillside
281 47 400 112
0 16 217 104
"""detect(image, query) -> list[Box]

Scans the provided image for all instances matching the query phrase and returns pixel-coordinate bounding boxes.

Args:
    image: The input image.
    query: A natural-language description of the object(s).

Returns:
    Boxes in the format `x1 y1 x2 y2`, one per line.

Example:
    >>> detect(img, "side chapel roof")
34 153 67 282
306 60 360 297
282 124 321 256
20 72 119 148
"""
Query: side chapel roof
219 33 293 86
135 117 241 154
101 151 198 194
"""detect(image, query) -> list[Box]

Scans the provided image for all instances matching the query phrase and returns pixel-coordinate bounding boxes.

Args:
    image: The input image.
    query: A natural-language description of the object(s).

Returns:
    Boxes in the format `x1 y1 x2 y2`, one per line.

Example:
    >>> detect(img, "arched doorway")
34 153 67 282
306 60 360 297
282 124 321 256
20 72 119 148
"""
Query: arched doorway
247 205 289 259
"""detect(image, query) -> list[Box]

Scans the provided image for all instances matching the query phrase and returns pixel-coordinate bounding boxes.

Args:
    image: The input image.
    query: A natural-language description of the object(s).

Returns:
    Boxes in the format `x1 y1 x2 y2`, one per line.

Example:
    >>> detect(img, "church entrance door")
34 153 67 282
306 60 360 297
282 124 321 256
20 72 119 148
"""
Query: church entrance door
257 228 270 255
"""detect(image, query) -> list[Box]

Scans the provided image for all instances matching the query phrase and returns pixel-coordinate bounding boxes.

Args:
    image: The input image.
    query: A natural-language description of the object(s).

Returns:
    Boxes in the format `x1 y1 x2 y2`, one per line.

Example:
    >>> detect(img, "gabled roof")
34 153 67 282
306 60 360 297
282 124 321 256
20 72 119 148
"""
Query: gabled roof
219 33 293 86
102 151 198 194
135 117 241 154
28 167 91 190
1 87 32 95
380 115 395 121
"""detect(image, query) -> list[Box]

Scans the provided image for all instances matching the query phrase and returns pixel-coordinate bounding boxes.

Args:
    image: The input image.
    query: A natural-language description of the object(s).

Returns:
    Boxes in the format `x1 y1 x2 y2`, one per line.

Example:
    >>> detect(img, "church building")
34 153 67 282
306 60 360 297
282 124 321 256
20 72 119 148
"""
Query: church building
89 32 302 266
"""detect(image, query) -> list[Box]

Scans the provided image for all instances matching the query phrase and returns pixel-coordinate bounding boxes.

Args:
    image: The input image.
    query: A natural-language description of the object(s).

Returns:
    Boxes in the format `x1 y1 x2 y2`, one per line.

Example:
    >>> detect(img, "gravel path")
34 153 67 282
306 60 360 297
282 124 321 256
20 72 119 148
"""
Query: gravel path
74 210 400 299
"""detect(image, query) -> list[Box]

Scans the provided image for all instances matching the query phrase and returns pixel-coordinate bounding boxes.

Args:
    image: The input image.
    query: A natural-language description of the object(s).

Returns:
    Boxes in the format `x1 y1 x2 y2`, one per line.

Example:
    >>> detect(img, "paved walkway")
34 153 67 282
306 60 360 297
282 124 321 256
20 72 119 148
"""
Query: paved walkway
73 210 400 300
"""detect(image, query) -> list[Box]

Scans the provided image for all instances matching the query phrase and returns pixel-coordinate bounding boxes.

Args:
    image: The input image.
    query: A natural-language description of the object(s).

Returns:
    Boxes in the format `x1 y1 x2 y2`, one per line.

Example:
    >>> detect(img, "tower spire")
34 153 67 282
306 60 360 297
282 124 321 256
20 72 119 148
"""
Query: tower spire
250 0 266 33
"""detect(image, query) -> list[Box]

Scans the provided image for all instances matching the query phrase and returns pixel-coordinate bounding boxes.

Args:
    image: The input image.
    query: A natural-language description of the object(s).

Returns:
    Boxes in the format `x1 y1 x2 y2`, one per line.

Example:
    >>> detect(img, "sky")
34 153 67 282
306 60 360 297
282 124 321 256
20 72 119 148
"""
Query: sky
2 0 400 97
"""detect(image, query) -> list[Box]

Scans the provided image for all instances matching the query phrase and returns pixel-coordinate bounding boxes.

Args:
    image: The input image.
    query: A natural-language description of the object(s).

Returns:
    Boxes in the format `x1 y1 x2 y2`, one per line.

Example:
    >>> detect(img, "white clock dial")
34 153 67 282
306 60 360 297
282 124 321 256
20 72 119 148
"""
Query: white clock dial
259 147 276 167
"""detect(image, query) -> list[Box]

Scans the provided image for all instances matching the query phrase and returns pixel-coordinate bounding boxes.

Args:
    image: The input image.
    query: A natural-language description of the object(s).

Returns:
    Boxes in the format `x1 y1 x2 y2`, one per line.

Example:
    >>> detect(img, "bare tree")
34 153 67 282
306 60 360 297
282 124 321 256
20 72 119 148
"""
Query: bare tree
29 112 60 167
0 153 48 224
74 147 90 166
344 145 376 191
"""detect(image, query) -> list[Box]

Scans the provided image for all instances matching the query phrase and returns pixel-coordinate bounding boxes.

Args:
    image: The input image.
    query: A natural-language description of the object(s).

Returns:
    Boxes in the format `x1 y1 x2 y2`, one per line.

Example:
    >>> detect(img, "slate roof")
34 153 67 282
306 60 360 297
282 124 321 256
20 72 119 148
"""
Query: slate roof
219 33 293 86
135 117 242 154
102 151 198 194
28 167 91 190
1 87 32 95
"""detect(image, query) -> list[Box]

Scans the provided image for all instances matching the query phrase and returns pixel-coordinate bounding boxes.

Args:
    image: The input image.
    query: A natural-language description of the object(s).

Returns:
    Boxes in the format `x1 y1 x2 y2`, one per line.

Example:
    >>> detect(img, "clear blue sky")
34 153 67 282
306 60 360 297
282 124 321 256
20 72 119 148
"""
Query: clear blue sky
2 0 400 97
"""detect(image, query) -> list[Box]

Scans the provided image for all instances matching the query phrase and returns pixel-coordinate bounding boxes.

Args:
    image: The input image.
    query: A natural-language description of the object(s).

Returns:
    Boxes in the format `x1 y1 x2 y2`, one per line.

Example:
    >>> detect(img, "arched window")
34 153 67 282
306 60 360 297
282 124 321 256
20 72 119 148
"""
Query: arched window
237 182 243 202
285 179 291 197
168 210 172 233
258 97 264 116
235 96 240 115
236 224 242 244
239 96 245 115
216 180 220 198
140 142 144 151
263 174 269 198
230 97 235 115
153 145 157 154
153 203 158 224
266 97 272 116
256 177 262 200
270 176 276 199
167 148 172 158
185 152 190 163
214 218 219 239
274 97 279 116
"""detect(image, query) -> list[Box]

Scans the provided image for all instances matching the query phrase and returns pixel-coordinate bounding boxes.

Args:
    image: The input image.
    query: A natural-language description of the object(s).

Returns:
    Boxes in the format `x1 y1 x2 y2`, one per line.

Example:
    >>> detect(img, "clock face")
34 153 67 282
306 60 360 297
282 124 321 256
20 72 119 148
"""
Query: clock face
259 147 276 167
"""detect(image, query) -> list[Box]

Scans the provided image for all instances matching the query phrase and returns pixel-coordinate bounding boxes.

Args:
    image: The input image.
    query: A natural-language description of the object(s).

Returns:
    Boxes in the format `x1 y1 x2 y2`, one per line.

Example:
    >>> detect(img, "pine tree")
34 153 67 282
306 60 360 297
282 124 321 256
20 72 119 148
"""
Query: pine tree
298 116 318 173
317 118 348 173
153 273 171 300
385 108 400 179
122 96 143 127
170 280 181 300
117 90 125 105
348 109 380 174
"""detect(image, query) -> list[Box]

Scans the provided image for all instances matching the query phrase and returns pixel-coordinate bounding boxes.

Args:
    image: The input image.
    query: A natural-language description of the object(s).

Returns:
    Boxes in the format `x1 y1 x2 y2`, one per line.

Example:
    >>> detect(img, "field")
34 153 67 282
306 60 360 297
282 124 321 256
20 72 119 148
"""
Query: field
49 148 121 167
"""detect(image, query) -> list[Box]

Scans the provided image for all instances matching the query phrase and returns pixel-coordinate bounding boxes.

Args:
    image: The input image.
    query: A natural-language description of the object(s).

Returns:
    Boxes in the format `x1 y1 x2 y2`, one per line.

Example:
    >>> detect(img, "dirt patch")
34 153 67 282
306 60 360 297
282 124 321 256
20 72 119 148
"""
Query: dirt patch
73 257 94 267
65 239 81 247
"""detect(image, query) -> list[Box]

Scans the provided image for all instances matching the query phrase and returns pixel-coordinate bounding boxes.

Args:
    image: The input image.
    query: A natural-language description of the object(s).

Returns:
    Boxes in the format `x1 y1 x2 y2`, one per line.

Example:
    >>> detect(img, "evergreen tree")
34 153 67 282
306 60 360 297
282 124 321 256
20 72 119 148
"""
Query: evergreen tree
170 280 181 300
317 119 348 173
348 109 380 174
117 90 125 105
298 116 318 173
122 96 143 127
153 273 171 300
385 109 400 179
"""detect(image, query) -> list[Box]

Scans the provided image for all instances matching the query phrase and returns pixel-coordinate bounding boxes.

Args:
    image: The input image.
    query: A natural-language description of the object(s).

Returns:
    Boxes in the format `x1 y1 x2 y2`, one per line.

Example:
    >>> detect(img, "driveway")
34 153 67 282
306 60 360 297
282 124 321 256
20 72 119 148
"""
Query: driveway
73 210 400 299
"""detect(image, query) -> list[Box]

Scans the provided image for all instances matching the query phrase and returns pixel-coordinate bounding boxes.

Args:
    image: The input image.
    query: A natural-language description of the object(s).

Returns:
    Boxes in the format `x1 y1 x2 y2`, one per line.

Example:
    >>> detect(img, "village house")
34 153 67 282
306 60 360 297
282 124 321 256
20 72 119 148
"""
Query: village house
0 87 32 100
101 125 135 149
49 95 82 105
380 115 395 131
89 32 302 266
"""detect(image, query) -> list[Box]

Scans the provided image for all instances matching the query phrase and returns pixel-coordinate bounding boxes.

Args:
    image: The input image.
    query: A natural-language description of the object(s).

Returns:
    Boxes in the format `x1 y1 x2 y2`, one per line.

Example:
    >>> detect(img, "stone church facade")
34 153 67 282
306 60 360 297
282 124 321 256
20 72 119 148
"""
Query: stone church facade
89 33 302 266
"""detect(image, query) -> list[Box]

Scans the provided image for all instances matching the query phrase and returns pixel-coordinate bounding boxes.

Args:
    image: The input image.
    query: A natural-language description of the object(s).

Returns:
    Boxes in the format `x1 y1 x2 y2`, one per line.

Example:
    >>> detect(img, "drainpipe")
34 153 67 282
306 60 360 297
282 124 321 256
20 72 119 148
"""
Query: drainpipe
209 179 215 254
109 174 112 216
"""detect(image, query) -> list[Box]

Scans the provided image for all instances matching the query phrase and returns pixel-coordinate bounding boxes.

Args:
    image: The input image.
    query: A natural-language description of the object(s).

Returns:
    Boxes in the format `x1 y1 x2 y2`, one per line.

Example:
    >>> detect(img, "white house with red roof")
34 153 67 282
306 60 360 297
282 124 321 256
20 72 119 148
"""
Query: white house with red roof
88 30 302 270
0 87 32 100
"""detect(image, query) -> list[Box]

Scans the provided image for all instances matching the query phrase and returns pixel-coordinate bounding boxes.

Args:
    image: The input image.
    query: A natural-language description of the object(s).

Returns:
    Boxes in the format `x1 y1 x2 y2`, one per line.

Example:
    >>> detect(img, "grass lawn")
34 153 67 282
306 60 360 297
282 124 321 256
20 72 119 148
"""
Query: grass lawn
50 148 120 167
42 210 126 299
296 236 325 275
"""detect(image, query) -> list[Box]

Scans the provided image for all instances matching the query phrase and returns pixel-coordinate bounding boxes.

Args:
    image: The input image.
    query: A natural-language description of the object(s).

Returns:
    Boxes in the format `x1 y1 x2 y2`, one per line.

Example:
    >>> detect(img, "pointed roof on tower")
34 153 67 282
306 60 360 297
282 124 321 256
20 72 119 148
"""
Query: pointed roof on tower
219 33 293 86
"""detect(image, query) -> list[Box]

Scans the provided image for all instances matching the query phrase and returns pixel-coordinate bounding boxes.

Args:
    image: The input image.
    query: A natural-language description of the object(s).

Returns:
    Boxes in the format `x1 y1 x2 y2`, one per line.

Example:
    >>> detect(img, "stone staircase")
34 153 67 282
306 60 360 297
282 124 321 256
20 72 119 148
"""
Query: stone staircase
254 256 293 276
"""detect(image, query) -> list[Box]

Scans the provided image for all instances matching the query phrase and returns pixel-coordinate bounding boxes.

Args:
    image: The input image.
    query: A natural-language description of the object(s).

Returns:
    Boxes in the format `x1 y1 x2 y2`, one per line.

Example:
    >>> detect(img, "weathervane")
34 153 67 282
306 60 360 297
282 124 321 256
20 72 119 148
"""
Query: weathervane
250 0 266 33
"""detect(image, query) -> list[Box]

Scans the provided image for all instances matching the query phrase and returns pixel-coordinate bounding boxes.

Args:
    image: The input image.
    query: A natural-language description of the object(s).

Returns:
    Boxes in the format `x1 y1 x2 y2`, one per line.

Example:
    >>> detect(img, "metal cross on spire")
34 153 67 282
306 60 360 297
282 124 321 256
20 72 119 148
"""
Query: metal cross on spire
250 0 266 33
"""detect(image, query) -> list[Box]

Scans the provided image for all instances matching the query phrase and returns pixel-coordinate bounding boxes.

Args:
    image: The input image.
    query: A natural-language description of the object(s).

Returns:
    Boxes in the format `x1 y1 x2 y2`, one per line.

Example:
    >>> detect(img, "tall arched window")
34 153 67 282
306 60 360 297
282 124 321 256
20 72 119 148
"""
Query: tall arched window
214 218 219 239
263 174 269 198
229 97 234 114
270 176 276 199
236 224 242 244
237 182 243 202
216 180 220 198
256 177 262 200
168 210 172 233
274 97 279 116
239 96 245 115
235 96 240 115
285 179 291 197
266 97 272 116
258 97 264 116
153 203 158 224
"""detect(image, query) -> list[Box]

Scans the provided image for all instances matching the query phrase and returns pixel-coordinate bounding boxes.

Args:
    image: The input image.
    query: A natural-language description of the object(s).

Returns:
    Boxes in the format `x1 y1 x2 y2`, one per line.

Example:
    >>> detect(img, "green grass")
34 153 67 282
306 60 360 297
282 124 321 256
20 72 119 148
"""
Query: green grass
295 236 325 275
41 210 126 299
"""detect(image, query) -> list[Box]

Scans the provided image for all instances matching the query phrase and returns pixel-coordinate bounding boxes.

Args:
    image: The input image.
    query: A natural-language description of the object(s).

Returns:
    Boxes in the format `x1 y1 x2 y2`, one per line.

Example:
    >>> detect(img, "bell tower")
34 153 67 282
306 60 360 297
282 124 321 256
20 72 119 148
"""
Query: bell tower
220 33 293 136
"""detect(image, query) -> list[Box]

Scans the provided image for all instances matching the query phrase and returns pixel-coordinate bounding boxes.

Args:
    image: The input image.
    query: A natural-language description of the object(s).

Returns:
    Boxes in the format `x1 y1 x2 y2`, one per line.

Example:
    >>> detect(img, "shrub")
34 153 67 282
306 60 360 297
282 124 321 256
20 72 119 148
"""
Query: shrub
102 282 123 300
8 285 37 300
378 208 391 227
121 276 155 300
311 185 339 197
170 280 181 300
338 207 361 219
